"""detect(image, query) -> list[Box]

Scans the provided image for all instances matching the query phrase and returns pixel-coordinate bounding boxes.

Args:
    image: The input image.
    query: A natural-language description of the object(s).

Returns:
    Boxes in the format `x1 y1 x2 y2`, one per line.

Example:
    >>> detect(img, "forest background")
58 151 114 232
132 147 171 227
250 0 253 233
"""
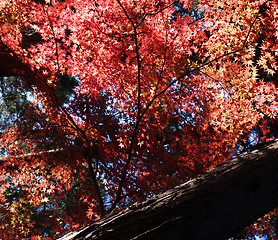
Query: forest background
1 0 278 239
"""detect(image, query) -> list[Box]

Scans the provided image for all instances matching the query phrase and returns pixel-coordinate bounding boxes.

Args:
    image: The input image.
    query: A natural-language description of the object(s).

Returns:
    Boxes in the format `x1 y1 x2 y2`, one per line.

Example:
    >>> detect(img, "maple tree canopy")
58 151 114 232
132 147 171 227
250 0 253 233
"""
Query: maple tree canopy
1 0 278 238
57 139 278 240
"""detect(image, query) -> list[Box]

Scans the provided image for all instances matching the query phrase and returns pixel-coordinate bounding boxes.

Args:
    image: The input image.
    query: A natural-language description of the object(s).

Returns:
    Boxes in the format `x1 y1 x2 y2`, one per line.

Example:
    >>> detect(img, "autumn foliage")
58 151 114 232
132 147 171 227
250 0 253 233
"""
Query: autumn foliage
1 0 278 238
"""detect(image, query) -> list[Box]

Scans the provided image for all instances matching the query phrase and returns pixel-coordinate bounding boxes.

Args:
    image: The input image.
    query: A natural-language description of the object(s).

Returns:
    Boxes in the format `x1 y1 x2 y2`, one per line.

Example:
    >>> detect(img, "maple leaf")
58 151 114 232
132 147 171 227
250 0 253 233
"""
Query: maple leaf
86 208 96 220
31 236 42 240
1 0 278 238
138 140 144 147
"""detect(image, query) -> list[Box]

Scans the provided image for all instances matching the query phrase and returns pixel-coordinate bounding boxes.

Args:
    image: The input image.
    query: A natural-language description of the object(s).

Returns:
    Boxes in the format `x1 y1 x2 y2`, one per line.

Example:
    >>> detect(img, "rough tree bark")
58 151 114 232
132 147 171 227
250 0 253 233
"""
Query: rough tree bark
57 139 278 240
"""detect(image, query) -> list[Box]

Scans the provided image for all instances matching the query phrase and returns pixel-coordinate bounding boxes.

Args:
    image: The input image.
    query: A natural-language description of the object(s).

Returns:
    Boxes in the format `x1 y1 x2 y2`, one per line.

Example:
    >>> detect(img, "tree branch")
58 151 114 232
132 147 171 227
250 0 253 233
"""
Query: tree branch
109 0 143 212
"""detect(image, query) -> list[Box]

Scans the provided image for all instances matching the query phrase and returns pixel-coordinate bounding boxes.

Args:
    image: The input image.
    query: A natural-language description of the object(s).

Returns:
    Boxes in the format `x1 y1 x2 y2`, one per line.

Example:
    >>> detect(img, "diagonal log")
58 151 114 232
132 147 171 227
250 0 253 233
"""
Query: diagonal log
57 139 278 240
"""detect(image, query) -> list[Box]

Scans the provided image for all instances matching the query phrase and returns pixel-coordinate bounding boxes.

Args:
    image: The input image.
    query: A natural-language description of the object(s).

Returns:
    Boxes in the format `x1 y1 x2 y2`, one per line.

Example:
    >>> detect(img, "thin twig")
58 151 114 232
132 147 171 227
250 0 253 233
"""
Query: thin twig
110 0 144 212
42 5 61 79
157 9 261 99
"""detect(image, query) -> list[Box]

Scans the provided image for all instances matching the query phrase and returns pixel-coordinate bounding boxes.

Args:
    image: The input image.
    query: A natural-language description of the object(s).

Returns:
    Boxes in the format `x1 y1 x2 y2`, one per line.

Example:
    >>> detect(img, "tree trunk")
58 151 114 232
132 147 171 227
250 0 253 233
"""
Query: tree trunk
0 30 43 77
57 139 278 240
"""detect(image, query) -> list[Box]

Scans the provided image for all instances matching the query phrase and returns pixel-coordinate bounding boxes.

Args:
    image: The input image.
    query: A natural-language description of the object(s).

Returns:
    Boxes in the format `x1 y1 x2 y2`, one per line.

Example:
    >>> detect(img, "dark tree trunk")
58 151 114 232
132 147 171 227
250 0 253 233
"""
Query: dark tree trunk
0 30 43 77
0 42 27 77
58 140 278 240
